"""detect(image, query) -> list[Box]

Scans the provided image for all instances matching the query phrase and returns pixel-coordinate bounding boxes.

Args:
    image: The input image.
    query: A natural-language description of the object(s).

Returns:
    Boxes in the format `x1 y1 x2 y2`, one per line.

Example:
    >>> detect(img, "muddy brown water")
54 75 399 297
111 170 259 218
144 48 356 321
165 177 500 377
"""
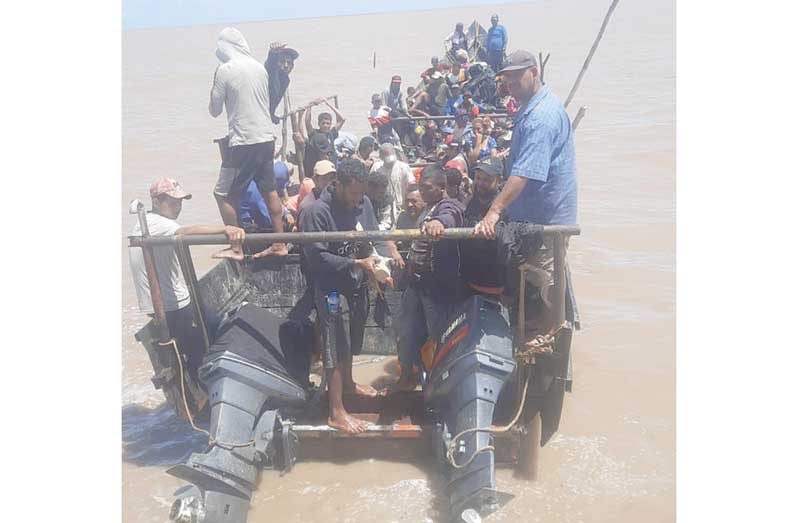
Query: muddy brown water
122 1 675 521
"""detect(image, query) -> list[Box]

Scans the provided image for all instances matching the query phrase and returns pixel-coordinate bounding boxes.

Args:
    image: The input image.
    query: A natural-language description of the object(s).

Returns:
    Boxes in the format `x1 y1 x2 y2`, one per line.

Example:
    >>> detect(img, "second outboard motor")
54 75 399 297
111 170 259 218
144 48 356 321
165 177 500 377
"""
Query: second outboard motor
424 295 516 521
167 304 308 523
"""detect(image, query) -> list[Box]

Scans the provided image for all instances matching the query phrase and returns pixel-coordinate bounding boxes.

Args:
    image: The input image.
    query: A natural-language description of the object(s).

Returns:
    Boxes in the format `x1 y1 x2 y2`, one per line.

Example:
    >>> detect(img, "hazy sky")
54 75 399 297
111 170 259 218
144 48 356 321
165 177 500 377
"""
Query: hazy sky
123 0 523 29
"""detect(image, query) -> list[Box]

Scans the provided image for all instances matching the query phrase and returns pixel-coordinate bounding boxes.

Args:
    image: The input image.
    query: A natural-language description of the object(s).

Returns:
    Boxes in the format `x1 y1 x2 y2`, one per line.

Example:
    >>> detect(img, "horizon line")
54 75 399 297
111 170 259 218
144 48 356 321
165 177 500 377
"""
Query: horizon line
122 0 530 31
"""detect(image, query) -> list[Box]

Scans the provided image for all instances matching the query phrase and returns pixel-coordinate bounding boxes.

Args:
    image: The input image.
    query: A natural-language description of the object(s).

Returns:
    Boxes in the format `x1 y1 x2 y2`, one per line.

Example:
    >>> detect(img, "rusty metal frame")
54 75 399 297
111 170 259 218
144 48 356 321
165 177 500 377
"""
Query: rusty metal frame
129 225 580 248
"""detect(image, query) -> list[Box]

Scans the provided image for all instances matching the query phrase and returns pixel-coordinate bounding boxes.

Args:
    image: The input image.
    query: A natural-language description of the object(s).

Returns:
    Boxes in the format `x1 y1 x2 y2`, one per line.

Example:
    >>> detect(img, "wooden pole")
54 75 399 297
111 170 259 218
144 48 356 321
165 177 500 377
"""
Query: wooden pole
286 89 305 181
289 109 304 181
538 52 550 84
284 94 339 117
280 89 289 162
564 0 621 109
572 106 588 131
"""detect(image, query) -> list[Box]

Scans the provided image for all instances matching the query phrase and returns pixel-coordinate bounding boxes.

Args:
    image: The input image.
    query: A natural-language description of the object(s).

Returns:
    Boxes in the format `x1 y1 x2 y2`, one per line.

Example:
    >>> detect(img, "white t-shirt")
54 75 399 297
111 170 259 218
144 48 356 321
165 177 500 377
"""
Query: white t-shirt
372 160 415 209
129 213 190 314
370 160 416 230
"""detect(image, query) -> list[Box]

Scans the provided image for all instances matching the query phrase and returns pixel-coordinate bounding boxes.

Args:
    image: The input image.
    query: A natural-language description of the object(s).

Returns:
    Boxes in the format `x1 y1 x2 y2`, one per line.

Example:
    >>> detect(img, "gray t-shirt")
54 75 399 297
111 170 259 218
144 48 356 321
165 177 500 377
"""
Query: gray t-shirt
209 28 274 147
129 213 190 314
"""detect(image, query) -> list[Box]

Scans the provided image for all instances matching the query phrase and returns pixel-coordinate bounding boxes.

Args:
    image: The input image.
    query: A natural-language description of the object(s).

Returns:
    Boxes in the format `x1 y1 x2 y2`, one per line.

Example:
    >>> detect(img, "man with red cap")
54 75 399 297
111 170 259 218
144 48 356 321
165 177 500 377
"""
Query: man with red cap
383 75 407 115
129 178 246 373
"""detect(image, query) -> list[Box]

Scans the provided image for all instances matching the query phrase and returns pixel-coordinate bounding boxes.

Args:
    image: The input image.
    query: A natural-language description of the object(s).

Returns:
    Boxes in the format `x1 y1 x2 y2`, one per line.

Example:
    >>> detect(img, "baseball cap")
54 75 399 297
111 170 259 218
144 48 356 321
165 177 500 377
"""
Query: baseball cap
309 132 333 154
313 159 337 177
498 50 537 74
274 161 291 187
474 157 504 177
445 157 468 176
150 178 192 200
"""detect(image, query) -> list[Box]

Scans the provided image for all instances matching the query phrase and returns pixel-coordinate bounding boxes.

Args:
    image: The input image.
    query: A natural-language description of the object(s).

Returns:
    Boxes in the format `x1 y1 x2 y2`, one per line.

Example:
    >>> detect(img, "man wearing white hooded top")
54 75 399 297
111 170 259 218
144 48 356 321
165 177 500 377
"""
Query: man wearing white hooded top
370 143 416 230
210 27 287 257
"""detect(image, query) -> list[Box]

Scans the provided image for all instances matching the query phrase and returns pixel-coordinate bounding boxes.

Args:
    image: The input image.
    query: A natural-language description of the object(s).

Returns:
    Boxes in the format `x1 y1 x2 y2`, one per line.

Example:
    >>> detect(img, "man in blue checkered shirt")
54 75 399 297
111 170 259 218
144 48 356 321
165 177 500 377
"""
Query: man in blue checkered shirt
475 50 578 235
474 49 579 335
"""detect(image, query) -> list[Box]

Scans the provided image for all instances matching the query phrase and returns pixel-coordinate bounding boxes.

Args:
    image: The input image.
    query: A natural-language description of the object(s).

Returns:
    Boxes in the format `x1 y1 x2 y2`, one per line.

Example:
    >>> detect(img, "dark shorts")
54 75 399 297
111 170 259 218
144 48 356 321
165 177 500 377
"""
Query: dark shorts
313 285 369 369
227 140 276 201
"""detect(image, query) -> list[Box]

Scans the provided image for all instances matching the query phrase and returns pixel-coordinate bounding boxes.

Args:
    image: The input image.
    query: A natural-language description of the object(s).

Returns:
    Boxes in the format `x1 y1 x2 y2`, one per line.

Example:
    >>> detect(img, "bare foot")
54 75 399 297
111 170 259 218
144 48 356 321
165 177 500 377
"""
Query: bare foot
345 382 383 397
212 247 244 261
328 410 370 434
384 365 419 394
252 242 289 259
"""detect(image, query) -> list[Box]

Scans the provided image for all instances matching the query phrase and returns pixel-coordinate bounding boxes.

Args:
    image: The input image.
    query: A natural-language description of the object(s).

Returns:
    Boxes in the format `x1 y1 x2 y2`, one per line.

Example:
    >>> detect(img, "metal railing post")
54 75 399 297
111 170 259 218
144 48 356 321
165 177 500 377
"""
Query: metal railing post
130 200 170 343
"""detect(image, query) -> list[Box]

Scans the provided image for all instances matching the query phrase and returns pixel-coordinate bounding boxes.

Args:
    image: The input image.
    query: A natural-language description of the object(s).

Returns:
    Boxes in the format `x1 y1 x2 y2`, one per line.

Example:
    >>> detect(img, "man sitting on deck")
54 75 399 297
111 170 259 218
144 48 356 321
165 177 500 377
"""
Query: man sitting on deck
129 178 245 374
299 159 389 434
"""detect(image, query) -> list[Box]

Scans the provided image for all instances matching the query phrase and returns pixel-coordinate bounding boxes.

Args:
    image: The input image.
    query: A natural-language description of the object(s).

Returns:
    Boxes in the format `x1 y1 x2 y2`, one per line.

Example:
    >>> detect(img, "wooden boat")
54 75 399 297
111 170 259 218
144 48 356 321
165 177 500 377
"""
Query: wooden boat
130 217 579 523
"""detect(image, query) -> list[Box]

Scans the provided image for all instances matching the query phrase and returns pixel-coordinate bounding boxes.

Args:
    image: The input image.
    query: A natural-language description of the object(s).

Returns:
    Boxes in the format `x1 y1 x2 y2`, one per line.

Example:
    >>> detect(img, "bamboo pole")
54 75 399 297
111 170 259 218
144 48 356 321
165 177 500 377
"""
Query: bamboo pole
564 0 621 109
572 106 588 131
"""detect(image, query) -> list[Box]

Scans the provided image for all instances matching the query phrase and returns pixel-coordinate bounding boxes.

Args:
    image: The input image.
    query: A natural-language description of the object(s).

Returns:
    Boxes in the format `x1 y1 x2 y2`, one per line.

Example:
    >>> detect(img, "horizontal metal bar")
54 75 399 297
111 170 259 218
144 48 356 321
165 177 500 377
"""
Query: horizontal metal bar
291 423 521 439
392 113 512 122
292 423 426 439
129 225 581 247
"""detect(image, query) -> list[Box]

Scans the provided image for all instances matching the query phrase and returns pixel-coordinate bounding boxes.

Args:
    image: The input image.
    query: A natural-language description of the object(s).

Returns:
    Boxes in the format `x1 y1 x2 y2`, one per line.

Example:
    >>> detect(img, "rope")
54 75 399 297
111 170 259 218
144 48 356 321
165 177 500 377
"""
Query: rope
515 321 569 365
444 321 569 469
159 338 255 450
445 372 529 469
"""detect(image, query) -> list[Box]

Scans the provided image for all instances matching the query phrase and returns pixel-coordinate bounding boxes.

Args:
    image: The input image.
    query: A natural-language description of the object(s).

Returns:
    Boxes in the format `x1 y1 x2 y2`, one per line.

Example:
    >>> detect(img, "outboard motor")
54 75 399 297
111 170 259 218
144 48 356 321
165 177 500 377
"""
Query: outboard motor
167 304 308 523
423 295 516 521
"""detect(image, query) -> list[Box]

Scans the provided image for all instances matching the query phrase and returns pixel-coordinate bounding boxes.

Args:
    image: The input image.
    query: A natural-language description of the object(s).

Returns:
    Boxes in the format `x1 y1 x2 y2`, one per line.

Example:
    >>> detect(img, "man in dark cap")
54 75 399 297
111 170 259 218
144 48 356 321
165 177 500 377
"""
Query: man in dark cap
264 41 299 123
475 50 576 234
303 131 335 183
474 50 578 334
460 157 506 295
